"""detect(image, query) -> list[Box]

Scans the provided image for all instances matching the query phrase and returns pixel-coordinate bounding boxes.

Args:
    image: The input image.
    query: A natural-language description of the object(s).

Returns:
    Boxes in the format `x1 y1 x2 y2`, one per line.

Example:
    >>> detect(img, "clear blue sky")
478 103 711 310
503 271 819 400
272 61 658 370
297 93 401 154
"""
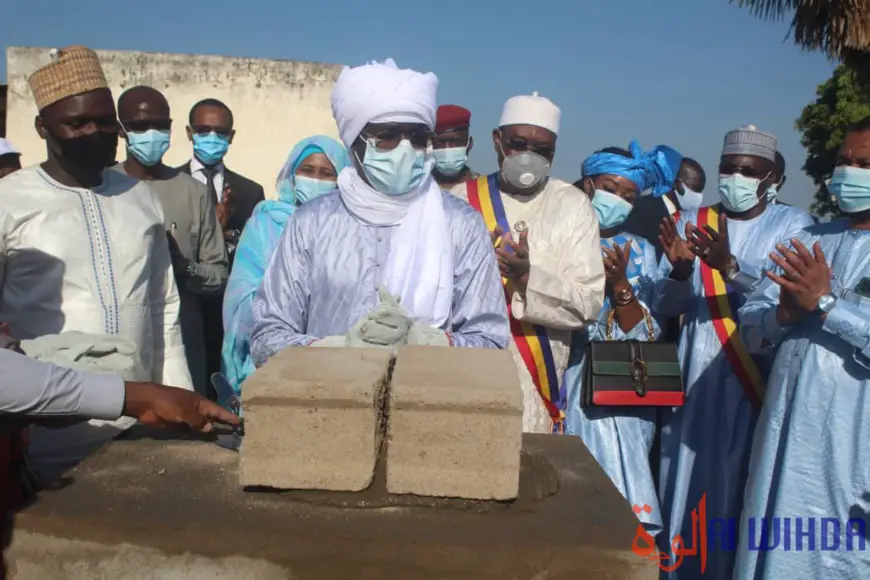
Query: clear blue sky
2 0 834 210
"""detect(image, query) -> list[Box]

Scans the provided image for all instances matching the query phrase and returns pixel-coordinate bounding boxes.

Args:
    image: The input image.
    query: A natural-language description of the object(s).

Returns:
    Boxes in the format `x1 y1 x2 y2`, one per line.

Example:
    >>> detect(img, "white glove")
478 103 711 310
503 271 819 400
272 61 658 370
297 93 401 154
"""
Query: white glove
407 324 451 347
346 286 413 348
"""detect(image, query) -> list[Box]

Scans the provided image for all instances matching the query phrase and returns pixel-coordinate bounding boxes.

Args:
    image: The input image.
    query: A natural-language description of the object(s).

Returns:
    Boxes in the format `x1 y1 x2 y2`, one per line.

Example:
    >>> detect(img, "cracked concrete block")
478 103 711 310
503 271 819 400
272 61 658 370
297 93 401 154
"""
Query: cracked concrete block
387 346 523 500
240 347 392 491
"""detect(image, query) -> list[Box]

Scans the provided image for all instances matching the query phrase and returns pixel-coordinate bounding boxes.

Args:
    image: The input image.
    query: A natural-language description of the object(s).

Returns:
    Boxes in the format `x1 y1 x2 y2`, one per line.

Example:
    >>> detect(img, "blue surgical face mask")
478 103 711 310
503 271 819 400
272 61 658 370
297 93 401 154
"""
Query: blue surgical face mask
592 189 633 229
766 185 778 203
192 132 230 166
718 173 765 213
828 165 870 214
126 129 171 167
359 139 430 196
432 146 468 177
293 175 337 204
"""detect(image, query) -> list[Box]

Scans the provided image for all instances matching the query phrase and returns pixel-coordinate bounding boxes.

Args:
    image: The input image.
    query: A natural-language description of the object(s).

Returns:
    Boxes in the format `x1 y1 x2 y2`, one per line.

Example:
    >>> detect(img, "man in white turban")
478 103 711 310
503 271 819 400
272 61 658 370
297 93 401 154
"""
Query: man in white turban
249 59 508 365
452 92 605 434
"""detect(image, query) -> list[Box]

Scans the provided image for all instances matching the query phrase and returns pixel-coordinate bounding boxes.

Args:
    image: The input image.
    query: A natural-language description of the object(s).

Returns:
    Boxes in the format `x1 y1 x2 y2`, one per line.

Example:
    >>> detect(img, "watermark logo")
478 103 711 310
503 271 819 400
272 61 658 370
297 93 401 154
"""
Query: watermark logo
631 494 868 573
631 494 707 573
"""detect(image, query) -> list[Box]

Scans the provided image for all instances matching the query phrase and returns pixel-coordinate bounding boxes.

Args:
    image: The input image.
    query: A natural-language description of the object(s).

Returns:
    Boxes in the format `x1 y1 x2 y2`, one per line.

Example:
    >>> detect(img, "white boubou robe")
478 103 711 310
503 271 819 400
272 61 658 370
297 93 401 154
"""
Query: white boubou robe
453 176 605 432
0 165 192 479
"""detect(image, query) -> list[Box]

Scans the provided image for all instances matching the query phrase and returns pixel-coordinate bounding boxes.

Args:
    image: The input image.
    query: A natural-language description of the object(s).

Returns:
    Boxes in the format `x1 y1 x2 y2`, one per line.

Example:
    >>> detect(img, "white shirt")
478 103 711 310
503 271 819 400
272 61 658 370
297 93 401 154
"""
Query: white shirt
189 156 226 202
0 165 193 477
0 348 123 422
663 195 678 216
453 177 606 433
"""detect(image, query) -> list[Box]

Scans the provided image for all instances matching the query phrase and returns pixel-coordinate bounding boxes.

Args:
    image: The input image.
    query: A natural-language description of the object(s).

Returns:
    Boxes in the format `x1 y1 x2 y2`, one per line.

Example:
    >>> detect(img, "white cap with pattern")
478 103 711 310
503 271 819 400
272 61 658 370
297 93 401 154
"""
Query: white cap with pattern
722 124 777 162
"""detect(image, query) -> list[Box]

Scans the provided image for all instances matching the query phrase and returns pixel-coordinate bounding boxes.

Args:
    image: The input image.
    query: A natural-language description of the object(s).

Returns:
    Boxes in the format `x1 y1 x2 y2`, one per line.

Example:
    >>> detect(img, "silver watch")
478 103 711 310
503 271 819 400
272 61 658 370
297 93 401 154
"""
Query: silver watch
186 262 197 278
817 293 837 314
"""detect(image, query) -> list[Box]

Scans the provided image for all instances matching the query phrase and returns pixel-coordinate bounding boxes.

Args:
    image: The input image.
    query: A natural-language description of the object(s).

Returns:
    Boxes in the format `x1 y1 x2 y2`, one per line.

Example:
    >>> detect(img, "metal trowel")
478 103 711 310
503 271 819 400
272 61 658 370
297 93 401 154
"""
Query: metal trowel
210 372 243 450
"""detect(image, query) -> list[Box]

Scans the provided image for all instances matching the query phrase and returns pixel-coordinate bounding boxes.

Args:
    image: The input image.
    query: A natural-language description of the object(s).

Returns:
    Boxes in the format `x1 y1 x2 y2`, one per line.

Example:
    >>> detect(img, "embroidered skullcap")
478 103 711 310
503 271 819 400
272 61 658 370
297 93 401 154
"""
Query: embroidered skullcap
28 46 109 112
330 58 438 149
499 91 560 136
435 105 471 133
722 124 777 162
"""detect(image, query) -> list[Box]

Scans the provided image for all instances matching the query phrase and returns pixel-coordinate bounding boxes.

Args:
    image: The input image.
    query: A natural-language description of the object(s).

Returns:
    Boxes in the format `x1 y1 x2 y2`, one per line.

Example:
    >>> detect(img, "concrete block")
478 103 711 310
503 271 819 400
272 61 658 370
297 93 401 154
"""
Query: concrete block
386 346 523 500
240 347 392 491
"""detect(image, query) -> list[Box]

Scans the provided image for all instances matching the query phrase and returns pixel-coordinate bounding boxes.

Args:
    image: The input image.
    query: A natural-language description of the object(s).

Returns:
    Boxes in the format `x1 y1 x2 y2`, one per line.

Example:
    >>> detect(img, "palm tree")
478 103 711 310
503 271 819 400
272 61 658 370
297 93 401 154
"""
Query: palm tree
732 0 870 84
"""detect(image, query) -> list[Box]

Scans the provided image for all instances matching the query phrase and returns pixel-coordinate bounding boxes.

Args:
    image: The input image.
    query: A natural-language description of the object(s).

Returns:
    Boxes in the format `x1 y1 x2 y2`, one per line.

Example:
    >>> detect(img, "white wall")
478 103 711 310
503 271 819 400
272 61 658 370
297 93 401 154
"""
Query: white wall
6 47 343 197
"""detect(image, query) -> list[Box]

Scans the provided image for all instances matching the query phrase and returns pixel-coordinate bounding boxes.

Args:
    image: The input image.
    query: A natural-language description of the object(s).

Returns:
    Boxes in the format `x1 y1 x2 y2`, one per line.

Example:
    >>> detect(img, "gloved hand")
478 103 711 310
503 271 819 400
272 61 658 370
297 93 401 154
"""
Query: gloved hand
310 335 348 348
407 324 451 347
346 286 413 349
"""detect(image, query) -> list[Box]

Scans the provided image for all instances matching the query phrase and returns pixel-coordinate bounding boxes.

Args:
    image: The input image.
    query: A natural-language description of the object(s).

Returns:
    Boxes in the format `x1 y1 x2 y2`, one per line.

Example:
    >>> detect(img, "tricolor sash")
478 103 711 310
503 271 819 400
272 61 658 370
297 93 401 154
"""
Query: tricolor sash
466 174 565 433
697 205 765 409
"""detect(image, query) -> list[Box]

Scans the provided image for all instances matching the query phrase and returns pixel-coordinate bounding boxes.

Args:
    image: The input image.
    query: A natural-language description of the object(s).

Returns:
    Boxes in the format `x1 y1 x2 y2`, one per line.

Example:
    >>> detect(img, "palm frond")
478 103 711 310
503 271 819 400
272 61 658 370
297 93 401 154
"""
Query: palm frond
732 0 870 57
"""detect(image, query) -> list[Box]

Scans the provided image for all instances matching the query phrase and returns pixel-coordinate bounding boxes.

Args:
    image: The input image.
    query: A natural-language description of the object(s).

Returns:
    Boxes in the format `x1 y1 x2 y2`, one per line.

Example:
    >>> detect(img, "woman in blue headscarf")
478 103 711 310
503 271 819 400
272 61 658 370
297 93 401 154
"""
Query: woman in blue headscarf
220 136 351 397
565 141 681 535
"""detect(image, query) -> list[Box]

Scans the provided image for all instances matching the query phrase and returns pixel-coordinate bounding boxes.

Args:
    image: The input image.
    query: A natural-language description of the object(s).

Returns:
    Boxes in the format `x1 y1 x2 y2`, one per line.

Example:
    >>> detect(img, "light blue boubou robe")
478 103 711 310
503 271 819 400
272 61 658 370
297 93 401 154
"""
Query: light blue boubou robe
735 219 870 580
249 191 510 366
653 204 814 580
564 232 663 533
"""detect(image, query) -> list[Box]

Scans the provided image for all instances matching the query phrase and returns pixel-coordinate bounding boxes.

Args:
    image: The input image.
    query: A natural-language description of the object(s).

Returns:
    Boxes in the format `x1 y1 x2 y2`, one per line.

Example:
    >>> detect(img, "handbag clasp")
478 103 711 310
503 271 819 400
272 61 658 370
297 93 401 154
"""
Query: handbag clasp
630 358 648 396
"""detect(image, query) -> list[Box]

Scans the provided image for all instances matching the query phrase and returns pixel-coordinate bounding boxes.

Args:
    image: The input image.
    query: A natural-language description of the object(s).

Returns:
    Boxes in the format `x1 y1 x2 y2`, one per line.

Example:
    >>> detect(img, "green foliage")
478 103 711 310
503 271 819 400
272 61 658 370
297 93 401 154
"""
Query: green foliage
796 65 870 217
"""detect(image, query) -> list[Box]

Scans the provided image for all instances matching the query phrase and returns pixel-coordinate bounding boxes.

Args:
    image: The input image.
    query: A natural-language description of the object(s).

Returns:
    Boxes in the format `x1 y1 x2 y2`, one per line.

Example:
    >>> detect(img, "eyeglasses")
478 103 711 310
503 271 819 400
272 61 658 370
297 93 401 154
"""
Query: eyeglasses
360 128 432 151
433 133 469 149
501 136 554 159
124 119 171 133
190 125 232 137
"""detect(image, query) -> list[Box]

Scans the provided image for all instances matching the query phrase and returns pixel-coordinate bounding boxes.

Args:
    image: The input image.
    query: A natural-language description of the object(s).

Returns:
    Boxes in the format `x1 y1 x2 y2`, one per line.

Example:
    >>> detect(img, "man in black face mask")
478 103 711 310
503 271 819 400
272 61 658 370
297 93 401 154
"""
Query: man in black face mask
451 92 604 435
0 46 194 478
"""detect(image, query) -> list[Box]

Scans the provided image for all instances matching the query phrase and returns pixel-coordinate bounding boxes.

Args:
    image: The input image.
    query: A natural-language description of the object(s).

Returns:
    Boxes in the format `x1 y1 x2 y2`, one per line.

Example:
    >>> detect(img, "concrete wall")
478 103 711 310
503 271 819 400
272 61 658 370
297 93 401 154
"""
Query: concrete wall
5 47 343 197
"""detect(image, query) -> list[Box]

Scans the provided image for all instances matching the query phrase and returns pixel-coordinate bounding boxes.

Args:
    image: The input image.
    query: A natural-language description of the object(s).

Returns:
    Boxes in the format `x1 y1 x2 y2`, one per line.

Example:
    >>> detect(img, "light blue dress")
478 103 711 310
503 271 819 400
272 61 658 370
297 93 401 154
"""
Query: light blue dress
249 190 509 365
221 136 350 394
653 204 815 580
734 220 870 580
564 232 663 533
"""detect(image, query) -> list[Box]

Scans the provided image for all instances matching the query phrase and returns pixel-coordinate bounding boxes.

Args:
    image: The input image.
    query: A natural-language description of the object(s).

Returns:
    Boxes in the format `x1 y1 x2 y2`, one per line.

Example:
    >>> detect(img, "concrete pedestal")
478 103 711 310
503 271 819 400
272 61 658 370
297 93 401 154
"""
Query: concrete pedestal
6 428 657 579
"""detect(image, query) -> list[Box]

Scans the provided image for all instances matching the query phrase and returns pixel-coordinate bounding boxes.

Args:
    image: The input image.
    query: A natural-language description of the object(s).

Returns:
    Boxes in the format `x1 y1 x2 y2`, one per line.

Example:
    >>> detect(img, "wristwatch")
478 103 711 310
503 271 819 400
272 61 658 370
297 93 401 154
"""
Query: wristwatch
186 262 197 278
817 293 837 314
613 287 635 307
724 255 740 283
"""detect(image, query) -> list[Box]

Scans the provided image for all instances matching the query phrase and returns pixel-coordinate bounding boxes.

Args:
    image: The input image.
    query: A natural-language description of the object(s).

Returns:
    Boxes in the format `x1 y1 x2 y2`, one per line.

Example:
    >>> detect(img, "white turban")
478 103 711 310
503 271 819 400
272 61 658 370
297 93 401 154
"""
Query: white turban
331 58 438 148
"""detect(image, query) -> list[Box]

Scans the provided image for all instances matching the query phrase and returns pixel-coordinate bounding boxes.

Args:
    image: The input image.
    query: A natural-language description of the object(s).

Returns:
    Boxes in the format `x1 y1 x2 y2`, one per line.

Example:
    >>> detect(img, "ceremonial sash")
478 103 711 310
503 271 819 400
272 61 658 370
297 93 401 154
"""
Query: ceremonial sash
466 174 565 432
697 206 765 409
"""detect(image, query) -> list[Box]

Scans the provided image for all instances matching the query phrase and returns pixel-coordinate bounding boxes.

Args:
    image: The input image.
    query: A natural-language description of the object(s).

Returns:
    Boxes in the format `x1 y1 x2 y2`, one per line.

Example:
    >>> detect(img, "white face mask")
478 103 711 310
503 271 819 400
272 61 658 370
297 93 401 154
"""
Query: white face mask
677 183 704 211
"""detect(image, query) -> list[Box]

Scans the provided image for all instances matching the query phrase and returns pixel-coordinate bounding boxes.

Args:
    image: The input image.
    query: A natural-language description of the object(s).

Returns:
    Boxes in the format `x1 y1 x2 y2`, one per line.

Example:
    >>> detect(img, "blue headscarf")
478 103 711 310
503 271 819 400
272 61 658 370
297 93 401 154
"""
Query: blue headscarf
220 135 350 399
268 135 352 217
581 141 682 198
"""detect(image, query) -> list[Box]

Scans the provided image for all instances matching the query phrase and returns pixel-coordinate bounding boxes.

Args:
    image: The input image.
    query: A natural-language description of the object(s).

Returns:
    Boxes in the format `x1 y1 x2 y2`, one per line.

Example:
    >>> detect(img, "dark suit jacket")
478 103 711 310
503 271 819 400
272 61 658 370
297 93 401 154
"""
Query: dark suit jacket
620 194 684 342
621 194 672 260
178 162 265 234
178 162 265 386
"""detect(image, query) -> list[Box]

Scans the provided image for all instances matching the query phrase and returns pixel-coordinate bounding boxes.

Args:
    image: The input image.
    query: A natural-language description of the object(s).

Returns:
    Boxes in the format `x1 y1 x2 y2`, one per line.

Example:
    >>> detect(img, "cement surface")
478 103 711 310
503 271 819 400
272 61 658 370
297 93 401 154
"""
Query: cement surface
7 427 657 579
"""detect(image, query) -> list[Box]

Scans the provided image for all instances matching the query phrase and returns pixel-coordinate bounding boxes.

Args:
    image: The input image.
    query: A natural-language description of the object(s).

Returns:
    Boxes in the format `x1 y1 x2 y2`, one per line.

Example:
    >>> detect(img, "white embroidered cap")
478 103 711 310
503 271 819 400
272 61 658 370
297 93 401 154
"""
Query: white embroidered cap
498 91 561 136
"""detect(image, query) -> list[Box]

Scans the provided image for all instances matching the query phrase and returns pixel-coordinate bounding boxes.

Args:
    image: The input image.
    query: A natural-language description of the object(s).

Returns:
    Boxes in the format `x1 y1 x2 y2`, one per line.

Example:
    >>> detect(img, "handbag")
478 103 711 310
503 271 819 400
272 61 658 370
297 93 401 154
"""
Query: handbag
582 309 685 407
